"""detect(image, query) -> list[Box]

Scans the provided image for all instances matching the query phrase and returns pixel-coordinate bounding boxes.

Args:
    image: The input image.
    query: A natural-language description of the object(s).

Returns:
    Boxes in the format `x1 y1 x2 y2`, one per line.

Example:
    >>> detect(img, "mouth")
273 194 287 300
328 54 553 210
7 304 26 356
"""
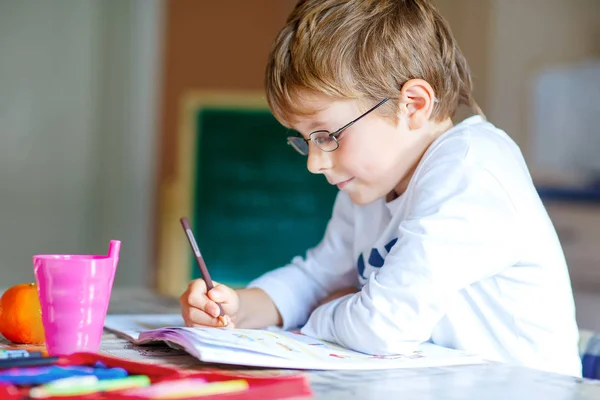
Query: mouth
332 177 354 190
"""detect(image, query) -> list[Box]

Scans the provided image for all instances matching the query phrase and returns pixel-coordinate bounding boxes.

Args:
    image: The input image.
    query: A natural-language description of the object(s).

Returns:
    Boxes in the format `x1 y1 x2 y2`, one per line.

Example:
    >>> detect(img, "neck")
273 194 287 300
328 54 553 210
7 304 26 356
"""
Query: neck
389 117 454 200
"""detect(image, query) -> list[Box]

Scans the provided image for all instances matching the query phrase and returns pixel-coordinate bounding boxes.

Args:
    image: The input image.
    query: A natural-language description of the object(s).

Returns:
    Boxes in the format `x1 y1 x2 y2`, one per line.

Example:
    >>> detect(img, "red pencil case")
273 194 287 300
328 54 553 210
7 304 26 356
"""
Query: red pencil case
0 352 313 400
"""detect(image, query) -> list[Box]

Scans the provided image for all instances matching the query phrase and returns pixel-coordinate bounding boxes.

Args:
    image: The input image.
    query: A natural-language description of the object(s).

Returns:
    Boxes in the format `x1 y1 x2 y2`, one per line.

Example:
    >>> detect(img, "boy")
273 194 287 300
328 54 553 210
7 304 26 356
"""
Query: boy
180 0 581 377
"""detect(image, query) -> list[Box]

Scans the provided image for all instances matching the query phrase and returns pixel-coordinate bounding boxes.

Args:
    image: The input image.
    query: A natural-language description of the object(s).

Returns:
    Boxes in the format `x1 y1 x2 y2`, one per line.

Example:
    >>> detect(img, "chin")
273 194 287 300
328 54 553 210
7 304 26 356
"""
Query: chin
347 190 381 206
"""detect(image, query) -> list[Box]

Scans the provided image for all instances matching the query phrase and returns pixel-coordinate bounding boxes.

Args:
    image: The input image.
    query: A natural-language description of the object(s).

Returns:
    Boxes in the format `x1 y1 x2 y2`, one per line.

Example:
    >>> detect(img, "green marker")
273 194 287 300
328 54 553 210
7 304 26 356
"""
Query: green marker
29 375 151 398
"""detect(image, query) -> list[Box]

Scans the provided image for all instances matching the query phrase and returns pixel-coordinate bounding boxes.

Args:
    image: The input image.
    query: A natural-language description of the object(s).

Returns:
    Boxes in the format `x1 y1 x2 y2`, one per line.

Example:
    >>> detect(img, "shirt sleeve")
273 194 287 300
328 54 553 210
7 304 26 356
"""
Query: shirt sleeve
247 191 357 330
300 160 522 355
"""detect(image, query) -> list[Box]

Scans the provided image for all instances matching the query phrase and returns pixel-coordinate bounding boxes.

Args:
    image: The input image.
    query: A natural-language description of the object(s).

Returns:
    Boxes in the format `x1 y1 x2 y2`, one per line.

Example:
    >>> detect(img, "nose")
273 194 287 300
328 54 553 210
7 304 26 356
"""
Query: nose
306 145 333 174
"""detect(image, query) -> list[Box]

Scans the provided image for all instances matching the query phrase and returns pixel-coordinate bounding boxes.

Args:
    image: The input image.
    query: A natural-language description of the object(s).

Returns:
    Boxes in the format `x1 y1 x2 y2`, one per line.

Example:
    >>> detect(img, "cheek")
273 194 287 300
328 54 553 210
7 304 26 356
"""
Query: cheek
332 139 370 175
336 132 397 176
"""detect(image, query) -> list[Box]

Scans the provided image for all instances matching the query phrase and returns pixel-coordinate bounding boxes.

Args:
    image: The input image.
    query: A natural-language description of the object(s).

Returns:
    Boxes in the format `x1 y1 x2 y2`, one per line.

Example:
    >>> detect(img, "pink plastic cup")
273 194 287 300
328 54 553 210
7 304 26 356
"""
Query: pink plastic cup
33 240 121 355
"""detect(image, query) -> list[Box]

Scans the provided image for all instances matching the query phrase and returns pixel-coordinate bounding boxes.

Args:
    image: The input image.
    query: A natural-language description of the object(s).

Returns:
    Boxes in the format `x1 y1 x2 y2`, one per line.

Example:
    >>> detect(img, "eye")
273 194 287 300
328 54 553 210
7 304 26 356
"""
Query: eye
314 135 331 146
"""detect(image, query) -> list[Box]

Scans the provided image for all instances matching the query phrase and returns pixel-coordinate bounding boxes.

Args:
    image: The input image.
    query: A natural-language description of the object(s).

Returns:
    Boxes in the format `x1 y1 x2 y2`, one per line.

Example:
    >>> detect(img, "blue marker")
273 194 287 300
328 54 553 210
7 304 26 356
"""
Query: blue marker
0 363 128 385
0 350 43 359
0 356 59 369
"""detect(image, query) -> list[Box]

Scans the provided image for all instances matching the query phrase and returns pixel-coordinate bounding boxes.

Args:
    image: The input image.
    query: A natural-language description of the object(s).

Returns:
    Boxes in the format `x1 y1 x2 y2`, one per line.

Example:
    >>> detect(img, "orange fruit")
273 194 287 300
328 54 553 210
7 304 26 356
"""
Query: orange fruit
0 283 45 344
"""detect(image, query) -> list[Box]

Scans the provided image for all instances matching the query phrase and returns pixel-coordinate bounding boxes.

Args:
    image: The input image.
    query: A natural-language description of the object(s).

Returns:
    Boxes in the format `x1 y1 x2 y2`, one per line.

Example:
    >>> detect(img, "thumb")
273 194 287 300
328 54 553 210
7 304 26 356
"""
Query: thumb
207 282 235 304
207 283 239 316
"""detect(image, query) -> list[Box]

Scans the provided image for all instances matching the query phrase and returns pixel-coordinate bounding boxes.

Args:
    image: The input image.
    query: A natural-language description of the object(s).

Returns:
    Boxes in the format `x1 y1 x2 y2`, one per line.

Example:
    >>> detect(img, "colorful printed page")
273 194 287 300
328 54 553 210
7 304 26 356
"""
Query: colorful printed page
104 314 485 370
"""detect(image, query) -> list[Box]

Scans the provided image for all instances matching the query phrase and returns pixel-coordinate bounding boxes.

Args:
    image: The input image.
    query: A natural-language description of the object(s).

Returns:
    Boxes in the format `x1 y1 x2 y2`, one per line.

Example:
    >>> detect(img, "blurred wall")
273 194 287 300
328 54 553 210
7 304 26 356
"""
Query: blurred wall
0 0 162 287
435 0 600 164
488 0 600 161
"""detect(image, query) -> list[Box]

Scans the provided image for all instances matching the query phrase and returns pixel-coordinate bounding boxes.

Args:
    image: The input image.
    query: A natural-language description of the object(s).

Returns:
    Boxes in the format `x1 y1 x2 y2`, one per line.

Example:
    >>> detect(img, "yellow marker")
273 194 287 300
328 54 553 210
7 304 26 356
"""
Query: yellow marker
30 375 150 398
157 379 249 399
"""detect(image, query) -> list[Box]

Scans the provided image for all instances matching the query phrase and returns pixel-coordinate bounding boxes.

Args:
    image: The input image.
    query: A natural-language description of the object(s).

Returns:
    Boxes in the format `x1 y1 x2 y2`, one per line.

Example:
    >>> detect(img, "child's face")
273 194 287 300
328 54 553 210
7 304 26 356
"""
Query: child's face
288 93 432 205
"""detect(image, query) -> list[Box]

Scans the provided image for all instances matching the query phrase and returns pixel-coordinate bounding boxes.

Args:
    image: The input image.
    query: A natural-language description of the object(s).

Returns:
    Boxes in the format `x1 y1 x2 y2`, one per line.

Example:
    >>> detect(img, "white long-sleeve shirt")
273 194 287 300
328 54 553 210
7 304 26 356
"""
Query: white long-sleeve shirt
248 116 582 377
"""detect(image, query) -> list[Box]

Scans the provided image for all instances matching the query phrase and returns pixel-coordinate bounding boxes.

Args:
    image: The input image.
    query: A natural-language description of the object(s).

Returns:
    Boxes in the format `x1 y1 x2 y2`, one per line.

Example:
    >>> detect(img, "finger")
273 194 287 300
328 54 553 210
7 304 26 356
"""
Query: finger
183 279 209 309
180 287 222 319
221 316 235 329
181 304 223 328
204 300 222 319
188 318 233 329
207 283 238 308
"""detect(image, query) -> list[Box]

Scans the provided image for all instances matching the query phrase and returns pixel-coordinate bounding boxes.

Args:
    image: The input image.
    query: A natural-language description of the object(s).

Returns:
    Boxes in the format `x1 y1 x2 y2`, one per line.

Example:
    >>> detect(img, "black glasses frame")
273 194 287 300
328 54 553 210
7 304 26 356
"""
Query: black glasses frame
287 97 390 156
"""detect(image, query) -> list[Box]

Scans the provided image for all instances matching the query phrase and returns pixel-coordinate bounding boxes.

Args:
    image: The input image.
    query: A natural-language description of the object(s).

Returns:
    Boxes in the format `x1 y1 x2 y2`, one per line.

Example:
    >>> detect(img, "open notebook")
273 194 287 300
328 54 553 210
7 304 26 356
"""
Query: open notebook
104 314 485 370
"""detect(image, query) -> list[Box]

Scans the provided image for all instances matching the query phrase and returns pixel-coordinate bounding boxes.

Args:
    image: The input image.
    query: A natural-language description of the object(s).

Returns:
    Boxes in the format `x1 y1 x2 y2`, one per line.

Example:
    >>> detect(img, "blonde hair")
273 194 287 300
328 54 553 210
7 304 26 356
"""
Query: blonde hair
265 0 482 125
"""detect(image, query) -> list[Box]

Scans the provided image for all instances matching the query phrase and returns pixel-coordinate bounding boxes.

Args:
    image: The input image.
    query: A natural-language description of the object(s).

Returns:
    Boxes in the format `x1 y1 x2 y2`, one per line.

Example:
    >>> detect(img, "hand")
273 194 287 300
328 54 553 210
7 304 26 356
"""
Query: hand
317 287 359 308
180 279 240 328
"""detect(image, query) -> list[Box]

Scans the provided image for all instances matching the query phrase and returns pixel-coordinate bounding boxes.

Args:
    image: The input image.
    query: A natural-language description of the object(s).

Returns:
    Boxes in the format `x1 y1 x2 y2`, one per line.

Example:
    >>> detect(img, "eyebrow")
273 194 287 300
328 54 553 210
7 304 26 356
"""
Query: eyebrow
288 121 327 139
306 120 328 131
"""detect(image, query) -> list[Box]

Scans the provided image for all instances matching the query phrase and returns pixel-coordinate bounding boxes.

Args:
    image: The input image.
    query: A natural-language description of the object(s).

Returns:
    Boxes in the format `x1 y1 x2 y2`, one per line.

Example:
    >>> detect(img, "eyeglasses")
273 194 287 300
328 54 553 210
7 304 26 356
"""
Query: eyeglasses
287 98 390 156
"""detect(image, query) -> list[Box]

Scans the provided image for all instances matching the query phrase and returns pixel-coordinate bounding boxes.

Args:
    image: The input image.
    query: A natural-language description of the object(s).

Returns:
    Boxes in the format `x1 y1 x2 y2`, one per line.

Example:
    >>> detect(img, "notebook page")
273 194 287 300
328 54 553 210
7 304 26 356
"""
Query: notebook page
105 314 486 370
104 314 185 341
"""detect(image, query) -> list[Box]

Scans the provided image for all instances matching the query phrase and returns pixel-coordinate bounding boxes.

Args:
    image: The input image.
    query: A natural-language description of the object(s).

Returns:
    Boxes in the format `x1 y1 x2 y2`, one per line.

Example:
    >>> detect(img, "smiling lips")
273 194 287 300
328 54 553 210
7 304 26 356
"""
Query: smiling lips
332 177 354 190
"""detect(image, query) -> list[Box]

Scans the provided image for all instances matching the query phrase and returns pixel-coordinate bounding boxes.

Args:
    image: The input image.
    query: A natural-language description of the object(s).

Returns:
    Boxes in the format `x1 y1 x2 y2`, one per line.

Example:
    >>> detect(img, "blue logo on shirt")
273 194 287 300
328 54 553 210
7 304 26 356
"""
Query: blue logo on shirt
357 238 398 282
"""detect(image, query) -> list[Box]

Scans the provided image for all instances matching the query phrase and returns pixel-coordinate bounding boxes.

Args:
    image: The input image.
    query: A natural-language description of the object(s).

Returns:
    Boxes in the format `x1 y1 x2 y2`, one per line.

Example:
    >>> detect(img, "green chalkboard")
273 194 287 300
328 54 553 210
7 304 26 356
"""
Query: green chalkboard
191 108 338 287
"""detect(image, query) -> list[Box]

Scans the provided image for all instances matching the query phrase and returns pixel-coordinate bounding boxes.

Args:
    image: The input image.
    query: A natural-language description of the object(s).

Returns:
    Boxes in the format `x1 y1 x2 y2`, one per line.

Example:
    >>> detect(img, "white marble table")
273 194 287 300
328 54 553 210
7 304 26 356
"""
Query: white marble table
3 288 600 399
100 289 600 399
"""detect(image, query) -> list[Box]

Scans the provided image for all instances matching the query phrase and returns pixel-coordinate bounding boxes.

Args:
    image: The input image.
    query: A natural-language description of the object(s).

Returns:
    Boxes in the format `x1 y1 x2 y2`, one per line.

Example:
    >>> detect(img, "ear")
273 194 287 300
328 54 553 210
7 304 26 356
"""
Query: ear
398 79 437 130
